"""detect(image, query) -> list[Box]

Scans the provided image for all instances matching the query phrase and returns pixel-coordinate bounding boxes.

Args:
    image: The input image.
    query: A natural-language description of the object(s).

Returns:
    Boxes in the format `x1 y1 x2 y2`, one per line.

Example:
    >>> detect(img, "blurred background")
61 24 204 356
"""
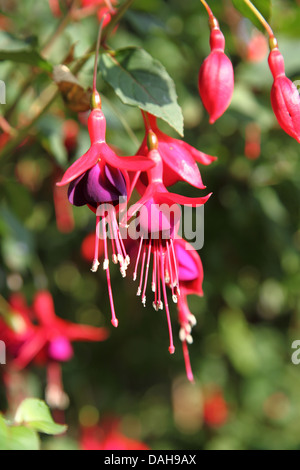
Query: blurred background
0 0 300 450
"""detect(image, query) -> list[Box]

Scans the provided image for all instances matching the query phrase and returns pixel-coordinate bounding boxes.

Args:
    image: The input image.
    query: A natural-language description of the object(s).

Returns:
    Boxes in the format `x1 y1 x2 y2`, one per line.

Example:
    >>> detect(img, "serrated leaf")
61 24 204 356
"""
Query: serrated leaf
232 0 272 33
15 399 67 436
100 47 184 136
0 32 52 72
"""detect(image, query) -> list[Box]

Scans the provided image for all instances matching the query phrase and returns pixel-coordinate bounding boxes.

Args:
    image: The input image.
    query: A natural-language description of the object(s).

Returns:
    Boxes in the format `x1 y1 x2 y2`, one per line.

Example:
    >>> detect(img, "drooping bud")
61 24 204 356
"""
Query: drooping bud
198 22 234 124
268 47 300 143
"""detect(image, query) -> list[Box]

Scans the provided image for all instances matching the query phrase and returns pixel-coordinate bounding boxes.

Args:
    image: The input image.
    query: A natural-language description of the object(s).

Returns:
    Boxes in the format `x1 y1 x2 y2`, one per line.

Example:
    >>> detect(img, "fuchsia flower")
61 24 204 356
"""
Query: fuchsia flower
3 291 108 370
171 238 204 382
81 0 117 26
198 17 234 124
49 0 117 27
136 112 216 189
57 92 154 327
128 131 211 355
268 40 300 143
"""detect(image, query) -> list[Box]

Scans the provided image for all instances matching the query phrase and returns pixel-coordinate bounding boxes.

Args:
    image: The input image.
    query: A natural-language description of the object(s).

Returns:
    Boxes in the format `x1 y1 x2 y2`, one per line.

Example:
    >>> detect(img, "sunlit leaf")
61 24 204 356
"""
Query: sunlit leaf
100 47 184 136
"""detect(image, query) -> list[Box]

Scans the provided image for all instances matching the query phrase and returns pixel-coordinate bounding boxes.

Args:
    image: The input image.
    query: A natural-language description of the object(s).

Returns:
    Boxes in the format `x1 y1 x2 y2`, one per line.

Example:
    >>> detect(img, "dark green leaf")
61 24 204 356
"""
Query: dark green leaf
0 32 52 72
100 47 184 136
232 0 272 32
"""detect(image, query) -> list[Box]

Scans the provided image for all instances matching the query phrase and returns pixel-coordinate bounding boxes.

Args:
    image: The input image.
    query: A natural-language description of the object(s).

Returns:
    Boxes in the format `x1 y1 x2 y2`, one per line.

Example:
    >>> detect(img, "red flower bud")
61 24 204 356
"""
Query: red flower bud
268 48 300 143
198 26 234 124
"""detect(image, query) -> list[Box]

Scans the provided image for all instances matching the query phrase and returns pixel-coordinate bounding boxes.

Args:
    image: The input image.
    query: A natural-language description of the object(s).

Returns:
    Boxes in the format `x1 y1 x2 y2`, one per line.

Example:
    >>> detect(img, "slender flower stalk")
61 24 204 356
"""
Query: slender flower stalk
242 0 274 39
199 0 214 19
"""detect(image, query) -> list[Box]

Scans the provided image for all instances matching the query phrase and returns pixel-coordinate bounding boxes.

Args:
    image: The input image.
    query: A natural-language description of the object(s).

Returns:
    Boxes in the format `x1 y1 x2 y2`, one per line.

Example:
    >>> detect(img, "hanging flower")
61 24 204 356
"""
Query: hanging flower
136 112 216 189
3 291 108 370
268 39 300 143
128 131 211 355
57 91 154 327
81 0 117 26
198 17 234 124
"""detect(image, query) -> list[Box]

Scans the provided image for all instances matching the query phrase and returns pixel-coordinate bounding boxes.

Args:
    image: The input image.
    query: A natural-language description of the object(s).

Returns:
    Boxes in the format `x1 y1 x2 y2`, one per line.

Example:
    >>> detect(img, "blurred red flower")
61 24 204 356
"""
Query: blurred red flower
81 419 149 450
203 390 229 427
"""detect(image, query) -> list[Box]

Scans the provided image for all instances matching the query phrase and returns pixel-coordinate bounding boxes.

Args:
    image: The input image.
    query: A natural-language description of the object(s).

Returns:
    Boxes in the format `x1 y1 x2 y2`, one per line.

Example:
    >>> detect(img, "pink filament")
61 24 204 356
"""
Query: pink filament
93 212 101 268
133 236 144 281
160 245 175 355
102 216 118 328
137 246 147 295
141 239 152 303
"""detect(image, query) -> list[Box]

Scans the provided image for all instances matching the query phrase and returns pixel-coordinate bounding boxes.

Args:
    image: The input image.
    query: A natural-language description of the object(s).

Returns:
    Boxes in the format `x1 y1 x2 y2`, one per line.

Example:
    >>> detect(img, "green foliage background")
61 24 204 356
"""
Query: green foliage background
0 0 300 450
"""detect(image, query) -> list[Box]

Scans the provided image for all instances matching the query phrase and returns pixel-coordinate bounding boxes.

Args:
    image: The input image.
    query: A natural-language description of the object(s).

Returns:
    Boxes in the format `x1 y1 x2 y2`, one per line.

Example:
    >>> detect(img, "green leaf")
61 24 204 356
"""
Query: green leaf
37 115 68 166
6 427 40 451
0 415 40 451
219 309 260 376
0 32 52 72
232 0 272 33
15 399 67 435
100 47 184 136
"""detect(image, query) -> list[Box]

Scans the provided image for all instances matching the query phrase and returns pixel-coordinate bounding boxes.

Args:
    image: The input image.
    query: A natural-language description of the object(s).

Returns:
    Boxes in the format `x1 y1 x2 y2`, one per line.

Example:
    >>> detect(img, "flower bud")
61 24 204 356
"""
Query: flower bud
198 26 234 124
268 48 300 143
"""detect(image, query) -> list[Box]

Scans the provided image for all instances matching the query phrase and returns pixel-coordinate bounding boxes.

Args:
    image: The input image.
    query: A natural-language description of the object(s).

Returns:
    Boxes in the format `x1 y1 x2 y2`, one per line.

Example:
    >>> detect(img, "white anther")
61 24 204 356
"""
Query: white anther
103 259 109 270
91 259 100 273
179 328 186 342
188 314 197 327
186 334 193 345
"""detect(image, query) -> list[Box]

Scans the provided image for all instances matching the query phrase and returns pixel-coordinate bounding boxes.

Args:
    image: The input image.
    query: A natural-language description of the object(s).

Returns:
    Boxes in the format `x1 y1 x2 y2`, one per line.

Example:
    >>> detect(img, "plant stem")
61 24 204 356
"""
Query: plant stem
0 88 59 165
199 0 214 18
242 0 274 38
42 0 80 55
5 0 78 121
0 0 135 164
93 17 105 92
